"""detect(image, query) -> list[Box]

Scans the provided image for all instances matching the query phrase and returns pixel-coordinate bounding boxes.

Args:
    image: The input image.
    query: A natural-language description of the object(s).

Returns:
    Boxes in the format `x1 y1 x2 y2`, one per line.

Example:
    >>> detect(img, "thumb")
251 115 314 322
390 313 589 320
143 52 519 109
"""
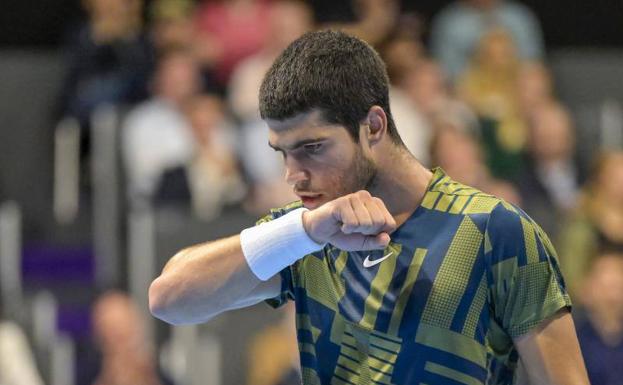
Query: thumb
333 232 391 251
363 232 391 250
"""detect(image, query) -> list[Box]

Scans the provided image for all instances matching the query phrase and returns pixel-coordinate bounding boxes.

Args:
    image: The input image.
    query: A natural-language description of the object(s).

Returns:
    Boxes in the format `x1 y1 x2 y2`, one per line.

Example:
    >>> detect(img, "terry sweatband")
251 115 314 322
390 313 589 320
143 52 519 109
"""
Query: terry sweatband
240 207 325 280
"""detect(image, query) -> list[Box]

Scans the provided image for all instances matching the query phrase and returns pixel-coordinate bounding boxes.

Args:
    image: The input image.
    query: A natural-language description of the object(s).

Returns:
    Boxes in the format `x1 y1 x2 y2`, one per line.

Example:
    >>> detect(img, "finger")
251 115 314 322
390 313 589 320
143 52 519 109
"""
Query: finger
350 193 375 234
334 231 389 251
336 198 359 234
363 198 387 232
372 197 397 233
363 232 391 249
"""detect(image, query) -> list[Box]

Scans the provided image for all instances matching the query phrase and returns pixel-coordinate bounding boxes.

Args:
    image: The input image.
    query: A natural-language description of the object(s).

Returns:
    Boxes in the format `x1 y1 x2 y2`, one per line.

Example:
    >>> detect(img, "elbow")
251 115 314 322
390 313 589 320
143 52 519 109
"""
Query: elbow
148 277 186 325
148 276 219 325
149 277 172 322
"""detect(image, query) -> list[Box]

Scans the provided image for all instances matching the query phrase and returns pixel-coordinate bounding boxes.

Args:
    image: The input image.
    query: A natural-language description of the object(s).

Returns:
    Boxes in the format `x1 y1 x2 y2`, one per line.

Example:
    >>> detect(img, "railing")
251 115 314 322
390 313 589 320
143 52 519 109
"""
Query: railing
53 118 81 225
32 291 75 385
91 105 122 289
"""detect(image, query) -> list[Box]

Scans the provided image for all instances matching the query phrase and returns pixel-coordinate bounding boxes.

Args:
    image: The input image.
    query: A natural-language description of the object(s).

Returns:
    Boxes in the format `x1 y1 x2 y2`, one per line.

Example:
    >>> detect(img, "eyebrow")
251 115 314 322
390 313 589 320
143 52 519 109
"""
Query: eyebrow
268 138 326 152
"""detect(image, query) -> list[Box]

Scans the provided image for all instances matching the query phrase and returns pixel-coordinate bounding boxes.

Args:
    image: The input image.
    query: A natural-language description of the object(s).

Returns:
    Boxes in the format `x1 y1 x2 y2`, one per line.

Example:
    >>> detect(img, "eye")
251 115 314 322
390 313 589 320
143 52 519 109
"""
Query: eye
303 143 324 155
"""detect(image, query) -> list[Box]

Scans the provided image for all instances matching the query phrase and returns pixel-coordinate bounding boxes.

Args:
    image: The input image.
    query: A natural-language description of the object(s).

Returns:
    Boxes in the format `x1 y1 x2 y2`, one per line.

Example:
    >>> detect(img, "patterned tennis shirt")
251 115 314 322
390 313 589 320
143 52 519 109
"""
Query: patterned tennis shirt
263 167 571 385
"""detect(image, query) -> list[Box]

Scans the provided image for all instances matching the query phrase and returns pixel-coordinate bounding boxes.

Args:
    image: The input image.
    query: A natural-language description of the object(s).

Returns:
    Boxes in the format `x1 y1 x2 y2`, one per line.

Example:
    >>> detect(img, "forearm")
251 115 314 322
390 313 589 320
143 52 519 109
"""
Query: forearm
149 235 262 325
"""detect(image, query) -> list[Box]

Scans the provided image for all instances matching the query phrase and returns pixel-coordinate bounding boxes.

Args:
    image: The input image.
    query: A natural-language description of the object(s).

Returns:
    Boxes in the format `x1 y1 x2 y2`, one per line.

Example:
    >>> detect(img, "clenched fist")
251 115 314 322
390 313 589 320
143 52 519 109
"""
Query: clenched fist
302 190 397 251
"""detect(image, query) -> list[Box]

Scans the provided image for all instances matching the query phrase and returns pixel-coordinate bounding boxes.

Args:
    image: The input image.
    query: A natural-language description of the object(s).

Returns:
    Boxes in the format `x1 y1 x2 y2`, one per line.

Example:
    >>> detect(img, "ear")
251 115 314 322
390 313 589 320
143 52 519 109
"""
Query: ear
364 106 388 146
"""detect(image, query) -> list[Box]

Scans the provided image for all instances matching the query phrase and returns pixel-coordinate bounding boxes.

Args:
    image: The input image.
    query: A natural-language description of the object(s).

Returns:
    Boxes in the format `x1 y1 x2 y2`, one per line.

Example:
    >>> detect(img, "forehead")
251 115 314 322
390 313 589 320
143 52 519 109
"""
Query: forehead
266 110 350 147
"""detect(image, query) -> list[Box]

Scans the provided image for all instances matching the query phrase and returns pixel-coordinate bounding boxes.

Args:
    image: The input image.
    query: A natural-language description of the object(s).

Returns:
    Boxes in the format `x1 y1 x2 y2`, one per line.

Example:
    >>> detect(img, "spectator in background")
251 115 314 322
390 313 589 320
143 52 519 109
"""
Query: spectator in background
515 102 580 239
157 94 246 221
402 59 449 121
60 0 153 127
457 27 526 180
400 59 478 164
149 0 223 94
558 151 623 298
193 0 273 88
239 119 298 215
381 31 423 86
149 0 196 53
430 0 544 82
228 0 314 123
230 0 313 214
429 111 521 205
378 16 428 163
574 253 623 385
84 291 173 385
325 0 399 47
516 61 555 118
387 54 477 166
122 47 200 202
389 59 442 165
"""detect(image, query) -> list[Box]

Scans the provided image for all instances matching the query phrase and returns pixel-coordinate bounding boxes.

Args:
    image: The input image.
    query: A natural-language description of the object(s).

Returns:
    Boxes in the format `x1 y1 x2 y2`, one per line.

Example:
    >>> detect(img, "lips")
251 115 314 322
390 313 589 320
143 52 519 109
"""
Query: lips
296 192 322 207
295 190 320 198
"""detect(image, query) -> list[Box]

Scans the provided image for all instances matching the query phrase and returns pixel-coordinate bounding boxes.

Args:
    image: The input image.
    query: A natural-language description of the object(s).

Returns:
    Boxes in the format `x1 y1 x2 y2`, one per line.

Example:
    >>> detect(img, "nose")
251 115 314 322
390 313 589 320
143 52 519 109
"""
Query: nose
284 158 308 186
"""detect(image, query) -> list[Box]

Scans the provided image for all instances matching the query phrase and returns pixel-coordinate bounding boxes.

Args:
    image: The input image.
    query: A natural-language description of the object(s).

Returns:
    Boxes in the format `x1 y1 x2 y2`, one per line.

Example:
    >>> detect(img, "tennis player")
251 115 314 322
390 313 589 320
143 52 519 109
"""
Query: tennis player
150 30 590 385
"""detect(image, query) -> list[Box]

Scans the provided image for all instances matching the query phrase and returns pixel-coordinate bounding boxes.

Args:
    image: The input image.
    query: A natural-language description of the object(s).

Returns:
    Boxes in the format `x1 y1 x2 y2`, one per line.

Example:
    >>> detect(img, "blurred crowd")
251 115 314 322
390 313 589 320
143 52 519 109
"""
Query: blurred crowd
1 0 622 384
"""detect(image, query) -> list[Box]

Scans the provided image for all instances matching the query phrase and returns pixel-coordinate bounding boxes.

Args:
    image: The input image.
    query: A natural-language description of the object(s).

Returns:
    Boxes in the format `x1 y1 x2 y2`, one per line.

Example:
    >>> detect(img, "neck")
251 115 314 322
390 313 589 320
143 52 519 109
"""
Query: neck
369 147 433 226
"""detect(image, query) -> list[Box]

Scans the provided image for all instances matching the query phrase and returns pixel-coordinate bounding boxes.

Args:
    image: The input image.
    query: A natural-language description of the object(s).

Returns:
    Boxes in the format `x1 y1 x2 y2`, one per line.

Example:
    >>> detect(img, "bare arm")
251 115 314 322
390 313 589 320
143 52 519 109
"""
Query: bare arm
514 310 591 385
149 191 396 325
149 234 281 325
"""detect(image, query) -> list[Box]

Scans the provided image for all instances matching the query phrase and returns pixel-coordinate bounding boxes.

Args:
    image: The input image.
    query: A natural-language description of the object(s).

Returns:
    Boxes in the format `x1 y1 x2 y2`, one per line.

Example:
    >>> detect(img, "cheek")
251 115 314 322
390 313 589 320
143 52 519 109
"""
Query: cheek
309 161 356 199
315 165 349 190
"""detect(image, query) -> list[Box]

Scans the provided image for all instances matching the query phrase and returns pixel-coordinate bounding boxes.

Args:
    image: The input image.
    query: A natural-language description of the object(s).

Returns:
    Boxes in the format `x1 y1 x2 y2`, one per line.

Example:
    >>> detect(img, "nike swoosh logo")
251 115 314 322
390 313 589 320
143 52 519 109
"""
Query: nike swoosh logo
363 252 393 268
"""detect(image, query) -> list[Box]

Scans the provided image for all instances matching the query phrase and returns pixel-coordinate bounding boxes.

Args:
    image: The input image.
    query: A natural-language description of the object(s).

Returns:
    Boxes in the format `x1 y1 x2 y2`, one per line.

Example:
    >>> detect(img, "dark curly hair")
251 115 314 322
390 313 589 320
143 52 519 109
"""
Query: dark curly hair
259 30 403 145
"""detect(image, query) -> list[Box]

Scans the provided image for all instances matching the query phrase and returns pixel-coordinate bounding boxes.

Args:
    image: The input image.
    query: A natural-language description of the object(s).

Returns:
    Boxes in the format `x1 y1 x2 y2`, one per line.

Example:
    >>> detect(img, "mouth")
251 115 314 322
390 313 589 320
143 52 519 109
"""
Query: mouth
296 192 323 208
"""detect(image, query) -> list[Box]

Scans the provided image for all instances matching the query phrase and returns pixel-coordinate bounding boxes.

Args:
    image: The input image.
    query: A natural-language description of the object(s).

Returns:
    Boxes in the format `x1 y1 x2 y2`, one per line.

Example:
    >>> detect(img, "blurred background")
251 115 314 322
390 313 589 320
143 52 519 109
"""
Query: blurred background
0 0 622 384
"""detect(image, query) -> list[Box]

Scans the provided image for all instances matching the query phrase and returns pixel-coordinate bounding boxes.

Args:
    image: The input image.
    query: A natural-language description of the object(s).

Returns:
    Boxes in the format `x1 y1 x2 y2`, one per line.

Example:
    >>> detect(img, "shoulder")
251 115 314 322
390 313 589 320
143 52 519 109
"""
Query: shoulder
485 200 559 267
424 173 502 216
485 201 534 243
124 100 160 124
488 201 524 226
124 100 187 133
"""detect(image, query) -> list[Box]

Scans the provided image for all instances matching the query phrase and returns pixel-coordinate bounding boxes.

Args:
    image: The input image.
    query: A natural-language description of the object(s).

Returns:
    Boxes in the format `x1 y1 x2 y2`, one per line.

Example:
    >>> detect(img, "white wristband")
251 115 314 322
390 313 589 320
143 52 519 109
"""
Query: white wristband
240 207 325 281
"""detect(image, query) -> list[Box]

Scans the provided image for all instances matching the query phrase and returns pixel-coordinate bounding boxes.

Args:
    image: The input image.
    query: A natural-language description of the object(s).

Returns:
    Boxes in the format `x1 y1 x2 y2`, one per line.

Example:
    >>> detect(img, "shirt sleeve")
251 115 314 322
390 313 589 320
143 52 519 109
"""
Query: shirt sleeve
486 202 572 338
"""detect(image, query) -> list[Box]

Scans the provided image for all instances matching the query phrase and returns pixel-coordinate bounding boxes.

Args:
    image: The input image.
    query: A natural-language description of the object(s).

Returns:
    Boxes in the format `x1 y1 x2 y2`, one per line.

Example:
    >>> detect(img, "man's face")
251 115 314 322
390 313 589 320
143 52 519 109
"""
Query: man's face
267 111 377 210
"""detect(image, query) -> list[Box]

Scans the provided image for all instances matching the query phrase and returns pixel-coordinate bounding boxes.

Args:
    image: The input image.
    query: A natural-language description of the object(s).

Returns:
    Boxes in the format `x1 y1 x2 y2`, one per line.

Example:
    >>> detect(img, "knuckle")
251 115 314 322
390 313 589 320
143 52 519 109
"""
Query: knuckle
336 197 352 211
346 194 358 205
342 222 356 233
343 216 359 226
371 218 384 228
357 190 371 199
360 219 373 228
